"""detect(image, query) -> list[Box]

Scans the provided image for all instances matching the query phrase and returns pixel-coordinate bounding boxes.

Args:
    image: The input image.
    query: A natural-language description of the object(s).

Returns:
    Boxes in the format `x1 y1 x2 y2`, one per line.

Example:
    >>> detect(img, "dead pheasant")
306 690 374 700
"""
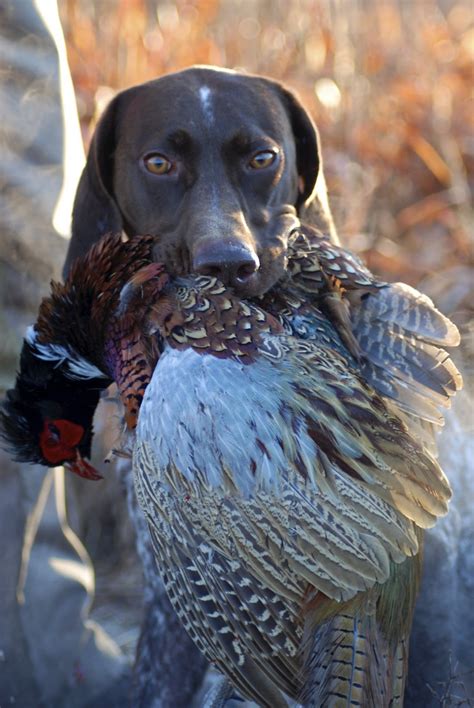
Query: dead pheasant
0 230 462 706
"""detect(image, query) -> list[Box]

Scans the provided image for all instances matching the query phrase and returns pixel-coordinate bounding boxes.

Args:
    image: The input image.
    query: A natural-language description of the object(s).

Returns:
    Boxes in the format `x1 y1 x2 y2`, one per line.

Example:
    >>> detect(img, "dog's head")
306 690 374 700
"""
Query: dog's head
66 66 334 297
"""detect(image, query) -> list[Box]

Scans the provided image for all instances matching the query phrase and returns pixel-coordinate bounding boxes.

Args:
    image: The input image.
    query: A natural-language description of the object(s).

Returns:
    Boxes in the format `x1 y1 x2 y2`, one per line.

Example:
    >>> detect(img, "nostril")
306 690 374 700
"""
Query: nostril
236 262 258 282
200 264 223 278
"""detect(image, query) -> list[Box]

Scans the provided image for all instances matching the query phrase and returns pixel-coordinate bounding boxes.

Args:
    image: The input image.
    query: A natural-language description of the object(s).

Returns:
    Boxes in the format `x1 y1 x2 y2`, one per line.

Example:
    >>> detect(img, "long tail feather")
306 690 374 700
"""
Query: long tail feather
301 610 407 707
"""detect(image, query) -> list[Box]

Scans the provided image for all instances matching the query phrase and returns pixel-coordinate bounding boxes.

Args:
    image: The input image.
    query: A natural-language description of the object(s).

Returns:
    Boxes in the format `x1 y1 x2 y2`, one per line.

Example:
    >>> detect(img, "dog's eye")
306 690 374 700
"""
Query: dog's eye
248 149 277 170
143 153 173 175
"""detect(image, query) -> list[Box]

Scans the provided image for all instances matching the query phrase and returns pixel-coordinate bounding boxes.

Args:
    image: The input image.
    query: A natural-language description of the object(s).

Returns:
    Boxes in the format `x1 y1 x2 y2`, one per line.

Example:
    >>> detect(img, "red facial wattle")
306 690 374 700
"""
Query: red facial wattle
39 418 102 481
39 418 82 463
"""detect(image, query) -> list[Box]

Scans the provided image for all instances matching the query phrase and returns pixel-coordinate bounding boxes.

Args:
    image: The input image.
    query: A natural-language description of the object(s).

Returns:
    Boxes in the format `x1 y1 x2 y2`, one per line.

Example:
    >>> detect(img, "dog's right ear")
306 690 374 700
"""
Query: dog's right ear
267 78 338 244
63 93 125 277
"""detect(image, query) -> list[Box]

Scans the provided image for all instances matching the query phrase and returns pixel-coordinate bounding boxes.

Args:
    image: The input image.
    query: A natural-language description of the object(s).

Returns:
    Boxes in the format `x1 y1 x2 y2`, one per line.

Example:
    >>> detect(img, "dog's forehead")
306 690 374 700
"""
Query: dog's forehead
121 70 292 145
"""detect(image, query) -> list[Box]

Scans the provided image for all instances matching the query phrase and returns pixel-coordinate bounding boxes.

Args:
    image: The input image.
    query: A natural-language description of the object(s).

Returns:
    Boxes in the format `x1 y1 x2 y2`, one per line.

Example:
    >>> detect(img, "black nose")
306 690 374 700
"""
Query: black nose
193 241 260 287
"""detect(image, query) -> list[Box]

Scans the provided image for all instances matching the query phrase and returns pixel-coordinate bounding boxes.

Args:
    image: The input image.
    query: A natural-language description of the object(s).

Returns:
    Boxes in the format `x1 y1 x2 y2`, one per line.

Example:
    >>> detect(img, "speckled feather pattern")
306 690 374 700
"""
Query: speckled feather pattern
125 232 459 705
132 317 452 704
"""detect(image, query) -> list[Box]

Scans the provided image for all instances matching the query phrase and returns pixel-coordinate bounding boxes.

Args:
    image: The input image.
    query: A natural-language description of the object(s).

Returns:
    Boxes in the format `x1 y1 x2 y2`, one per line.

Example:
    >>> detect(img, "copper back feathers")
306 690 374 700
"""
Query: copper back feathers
35 233 157 373
149 275 284 363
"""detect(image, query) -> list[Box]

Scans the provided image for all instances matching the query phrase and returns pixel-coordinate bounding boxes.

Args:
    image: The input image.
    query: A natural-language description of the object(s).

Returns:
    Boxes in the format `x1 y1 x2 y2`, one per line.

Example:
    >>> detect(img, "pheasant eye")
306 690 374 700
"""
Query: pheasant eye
248 149 278 170
45 421 60 444
143 153 173 175
39 418 85 465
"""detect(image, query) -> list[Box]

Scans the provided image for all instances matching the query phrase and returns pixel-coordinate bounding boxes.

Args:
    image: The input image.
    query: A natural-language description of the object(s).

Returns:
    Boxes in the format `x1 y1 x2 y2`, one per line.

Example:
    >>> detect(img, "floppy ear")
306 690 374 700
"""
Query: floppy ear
63 93 125 277
276 85 321 210
274 82 338 242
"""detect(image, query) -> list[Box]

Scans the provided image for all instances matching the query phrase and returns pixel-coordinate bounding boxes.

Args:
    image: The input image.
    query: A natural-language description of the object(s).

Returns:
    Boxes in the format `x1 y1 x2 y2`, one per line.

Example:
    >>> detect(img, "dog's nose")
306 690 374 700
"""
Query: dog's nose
193 241 260 287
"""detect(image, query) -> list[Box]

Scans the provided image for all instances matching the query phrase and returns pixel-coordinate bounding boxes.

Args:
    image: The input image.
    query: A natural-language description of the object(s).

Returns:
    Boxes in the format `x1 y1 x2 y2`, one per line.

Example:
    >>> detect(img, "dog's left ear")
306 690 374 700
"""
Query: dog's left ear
276 85 321 210
63 88 132 277
270 81 337 241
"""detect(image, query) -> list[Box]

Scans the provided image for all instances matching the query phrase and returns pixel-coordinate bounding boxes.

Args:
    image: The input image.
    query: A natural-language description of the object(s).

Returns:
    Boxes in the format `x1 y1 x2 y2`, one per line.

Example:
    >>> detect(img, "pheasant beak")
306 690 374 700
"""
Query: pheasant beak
65 449 103 481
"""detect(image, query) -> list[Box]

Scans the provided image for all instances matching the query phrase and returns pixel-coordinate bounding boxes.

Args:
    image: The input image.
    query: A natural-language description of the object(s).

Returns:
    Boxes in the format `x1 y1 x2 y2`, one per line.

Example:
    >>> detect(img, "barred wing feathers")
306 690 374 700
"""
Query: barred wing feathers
286 226 462 427
134 318 451 703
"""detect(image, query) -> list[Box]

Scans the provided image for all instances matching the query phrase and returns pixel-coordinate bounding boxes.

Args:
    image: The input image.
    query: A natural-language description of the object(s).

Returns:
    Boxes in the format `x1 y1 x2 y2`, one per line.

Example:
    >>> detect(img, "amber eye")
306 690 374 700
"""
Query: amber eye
143 153 173 175
248 149 278 170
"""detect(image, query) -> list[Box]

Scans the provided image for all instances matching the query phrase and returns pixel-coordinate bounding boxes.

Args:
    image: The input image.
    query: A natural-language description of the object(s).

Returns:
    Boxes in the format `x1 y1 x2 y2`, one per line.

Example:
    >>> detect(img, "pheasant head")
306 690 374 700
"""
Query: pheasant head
0 338 104 479
0 233 165 479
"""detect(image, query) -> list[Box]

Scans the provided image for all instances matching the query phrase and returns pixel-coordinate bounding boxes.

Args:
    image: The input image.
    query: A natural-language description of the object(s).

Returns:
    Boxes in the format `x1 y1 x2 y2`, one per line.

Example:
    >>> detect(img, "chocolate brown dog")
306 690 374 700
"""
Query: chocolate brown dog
65 65 336 291
65 65 337 706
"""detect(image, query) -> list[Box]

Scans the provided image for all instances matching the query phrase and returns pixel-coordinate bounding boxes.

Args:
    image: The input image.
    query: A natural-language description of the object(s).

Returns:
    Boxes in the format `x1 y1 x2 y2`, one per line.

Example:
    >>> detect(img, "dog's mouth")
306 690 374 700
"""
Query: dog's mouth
232 248 287 299
236 214 300 299
164 252 288 300
151 209 299 300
